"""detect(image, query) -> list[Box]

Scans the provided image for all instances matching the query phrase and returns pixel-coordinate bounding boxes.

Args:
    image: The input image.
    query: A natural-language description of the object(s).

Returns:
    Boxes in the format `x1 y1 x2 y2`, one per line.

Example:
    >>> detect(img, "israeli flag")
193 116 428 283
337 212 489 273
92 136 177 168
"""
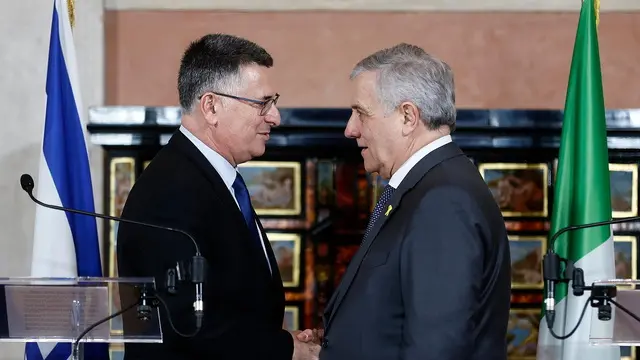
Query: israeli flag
25 1 108 359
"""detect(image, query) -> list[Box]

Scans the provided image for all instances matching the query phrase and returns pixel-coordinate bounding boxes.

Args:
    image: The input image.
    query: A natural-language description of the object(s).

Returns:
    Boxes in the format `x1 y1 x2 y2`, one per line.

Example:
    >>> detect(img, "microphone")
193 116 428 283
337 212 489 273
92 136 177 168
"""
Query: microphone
19 173 206 329
543 214 640 330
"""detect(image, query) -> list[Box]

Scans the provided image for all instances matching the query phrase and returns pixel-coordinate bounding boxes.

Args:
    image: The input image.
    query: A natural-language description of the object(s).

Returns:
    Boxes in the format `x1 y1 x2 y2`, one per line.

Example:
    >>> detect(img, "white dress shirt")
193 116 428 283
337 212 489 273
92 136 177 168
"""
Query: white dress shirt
388 135 453 189
179 126 272 273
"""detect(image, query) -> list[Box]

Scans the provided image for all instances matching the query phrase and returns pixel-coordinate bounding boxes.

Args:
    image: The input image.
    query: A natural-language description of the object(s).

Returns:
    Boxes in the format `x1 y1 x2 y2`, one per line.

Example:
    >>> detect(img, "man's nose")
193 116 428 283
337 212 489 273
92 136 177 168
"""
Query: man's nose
344 116 359 138
266 105 281 126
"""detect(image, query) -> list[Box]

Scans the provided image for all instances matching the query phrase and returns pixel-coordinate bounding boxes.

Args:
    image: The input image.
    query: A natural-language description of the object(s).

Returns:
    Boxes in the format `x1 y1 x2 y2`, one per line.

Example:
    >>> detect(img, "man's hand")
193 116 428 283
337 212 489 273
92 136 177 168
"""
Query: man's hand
293 328 324 345
290 332 320 360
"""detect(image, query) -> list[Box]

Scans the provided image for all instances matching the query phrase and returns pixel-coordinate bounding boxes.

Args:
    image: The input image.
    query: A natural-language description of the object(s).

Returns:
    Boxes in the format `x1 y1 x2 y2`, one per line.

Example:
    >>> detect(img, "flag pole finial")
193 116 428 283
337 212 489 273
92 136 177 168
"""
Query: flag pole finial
68 0 75 29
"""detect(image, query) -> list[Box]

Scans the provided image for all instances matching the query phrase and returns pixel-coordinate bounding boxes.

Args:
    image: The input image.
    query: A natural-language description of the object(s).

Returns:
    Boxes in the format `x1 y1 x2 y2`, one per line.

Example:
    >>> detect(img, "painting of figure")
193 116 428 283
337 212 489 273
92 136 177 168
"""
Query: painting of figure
507 309 539 359
614 236 637 281
609 164 638 218
267 232 302 287
509 236 545 289
479 163 548 217
283 305 300 331
237 161 302 216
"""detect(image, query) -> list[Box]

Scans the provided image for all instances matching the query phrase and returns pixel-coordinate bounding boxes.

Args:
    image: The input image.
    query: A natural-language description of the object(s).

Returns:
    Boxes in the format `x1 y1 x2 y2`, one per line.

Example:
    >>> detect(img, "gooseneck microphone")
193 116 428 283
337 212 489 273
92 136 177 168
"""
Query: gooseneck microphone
19 173 206 329
543 214 640 338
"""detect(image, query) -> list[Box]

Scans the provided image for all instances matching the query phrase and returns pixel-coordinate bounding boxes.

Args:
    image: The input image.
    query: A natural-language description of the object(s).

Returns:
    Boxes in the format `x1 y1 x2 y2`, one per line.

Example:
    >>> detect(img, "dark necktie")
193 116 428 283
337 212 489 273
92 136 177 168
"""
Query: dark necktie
363 184 395 243
232 172 271 271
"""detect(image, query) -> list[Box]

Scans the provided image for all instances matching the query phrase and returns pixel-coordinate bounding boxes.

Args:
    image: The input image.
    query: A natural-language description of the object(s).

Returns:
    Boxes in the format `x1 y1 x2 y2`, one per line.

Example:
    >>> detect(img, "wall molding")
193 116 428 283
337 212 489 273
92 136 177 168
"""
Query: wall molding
105 0 640 12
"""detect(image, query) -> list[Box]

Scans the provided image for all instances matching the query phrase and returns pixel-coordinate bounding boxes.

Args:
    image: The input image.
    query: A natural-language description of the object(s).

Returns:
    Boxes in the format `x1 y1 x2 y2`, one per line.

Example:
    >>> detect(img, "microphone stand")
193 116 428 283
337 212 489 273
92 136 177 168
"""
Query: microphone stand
19 173 206 355
543 215 640 339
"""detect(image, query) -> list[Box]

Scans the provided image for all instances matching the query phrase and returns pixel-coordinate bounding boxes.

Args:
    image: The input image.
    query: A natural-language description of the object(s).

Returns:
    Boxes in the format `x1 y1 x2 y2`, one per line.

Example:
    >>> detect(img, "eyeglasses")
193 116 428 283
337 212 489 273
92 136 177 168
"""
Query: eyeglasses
203 91 280 116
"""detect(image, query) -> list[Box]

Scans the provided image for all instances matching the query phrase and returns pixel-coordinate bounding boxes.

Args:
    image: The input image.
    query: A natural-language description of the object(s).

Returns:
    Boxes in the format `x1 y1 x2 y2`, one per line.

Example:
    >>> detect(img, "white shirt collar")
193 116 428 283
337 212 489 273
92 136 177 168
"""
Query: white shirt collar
388 135 452 188
179 125 238 189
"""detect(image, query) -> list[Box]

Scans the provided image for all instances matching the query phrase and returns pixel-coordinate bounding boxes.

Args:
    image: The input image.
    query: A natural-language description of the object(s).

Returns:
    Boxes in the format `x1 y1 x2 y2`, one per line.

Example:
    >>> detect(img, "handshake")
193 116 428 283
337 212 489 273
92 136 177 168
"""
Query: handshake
290 328 324 360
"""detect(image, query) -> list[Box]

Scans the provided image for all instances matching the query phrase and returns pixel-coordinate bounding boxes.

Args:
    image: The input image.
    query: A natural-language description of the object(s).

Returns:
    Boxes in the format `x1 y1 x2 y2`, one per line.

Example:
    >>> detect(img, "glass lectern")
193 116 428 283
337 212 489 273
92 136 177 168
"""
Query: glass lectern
589 279 640 346
0 277 162 360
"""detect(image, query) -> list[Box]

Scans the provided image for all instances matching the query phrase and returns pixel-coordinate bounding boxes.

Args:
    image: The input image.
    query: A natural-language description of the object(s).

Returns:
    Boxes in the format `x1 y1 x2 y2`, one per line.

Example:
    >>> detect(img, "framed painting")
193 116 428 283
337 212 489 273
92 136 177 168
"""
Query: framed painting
509 235 546 289
316 160 336 207
621 346 636 360
610 163 638 218
283 304 302 331
237 161 303 216
507 308 539 359
108 157 136 336
614 235 637 282
478 162 548 217
267 232 303 288
109 344 124 360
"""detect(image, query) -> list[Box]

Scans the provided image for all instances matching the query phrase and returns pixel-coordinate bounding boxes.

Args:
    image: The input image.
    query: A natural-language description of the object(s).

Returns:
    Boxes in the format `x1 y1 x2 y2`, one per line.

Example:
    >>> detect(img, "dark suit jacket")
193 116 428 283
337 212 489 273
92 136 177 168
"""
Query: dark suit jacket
116 130 293 360
320 142 511 360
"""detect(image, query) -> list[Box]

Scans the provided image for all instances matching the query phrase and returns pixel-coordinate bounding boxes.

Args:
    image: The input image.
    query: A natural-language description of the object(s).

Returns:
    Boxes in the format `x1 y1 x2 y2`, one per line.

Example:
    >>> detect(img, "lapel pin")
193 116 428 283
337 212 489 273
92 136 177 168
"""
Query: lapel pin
385 205 393 216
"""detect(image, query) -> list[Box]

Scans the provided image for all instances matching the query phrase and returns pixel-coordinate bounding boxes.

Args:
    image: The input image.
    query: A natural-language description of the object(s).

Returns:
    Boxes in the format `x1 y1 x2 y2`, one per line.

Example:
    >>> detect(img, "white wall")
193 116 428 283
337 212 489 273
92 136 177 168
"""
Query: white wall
0 1 104 358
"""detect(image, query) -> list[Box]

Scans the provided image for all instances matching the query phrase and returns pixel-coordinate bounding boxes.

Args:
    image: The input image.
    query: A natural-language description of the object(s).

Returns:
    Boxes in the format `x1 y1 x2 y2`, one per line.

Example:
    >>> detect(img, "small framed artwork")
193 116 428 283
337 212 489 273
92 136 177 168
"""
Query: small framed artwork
614 235 637 281
610 163 638 218
267 232 303 288
109 344 124 360
509 235 546 289
621 345 636 360
237 161 303 216
283 304 302 331
316 160 336 207
478 162 548 217
507 308 539 359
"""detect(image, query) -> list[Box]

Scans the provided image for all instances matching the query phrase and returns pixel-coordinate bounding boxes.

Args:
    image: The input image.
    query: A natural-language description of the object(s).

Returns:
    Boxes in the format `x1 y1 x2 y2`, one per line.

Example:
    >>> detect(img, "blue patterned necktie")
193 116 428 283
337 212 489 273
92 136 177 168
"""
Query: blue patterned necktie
232 172 267 263
363 185 395 243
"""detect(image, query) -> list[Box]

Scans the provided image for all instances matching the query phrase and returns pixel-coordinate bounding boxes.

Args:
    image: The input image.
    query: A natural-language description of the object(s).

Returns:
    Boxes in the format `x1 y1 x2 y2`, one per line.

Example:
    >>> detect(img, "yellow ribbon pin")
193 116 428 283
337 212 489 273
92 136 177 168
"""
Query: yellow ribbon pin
385 205 393 216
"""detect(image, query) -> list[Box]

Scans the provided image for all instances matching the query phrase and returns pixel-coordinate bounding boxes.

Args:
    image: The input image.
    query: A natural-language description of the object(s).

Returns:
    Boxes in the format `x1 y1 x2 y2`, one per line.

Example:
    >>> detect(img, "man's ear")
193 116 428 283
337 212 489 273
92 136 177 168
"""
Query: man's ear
199 93 219 126
400 102 420 136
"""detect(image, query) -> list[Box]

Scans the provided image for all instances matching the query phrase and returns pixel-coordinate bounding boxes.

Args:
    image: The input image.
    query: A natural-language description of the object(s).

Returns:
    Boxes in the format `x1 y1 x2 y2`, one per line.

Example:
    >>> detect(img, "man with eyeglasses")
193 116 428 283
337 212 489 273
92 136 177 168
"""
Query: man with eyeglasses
116 33 319 360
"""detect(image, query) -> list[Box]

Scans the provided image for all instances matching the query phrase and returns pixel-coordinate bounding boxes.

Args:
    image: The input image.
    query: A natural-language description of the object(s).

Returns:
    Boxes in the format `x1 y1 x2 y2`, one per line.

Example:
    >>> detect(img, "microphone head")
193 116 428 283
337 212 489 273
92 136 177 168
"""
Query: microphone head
20 174 34 193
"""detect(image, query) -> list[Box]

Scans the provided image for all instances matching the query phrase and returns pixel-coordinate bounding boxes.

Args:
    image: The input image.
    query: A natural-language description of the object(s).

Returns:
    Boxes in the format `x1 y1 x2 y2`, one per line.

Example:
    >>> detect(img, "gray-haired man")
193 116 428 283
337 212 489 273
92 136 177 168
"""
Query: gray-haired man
299 43 511 360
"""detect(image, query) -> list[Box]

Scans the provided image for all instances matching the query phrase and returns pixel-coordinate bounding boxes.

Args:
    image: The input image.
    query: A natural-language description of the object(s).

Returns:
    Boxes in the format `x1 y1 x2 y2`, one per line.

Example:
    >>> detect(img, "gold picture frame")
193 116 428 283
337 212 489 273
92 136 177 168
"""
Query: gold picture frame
267 232 302 288
108 157 136 337
283 305 300 331
621 345 636 360
507 308 539 360
610 163 638 218
109 343 124 360
509 235 546 289
614 235 638 282
478 162 548 217
237 161 303 216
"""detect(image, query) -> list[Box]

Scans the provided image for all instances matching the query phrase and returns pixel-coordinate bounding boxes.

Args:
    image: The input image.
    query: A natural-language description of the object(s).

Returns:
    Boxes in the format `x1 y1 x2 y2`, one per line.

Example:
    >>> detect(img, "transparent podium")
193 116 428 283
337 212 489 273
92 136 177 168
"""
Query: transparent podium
589 279 640 347
0 277 162 360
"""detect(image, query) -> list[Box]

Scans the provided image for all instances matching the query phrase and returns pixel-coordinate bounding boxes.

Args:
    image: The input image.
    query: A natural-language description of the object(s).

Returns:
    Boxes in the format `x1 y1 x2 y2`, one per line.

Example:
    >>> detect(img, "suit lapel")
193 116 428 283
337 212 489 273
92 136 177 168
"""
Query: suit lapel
255 214 283 282
324 142 465 330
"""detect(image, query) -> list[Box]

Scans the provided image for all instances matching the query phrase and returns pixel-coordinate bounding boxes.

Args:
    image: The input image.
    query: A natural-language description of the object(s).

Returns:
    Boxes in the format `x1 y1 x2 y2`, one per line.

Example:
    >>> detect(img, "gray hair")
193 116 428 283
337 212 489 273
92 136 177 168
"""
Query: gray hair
350 43 456 131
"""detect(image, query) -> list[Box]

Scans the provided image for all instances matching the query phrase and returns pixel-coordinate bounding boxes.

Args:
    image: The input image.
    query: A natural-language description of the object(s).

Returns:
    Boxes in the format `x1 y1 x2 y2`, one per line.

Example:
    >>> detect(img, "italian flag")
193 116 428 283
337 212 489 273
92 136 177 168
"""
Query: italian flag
536 0 619 359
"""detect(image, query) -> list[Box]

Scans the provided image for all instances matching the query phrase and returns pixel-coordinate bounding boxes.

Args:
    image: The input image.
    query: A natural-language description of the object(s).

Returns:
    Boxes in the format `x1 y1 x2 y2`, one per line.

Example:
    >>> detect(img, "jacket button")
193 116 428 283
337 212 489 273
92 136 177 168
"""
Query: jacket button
321 337 329 348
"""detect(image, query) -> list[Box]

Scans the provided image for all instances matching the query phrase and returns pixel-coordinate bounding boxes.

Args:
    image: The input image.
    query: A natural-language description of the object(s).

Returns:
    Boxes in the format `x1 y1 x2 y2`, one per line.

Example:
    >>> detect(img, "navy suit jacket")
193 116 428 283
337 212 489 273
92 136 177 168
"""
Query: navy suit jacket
320 142 512 360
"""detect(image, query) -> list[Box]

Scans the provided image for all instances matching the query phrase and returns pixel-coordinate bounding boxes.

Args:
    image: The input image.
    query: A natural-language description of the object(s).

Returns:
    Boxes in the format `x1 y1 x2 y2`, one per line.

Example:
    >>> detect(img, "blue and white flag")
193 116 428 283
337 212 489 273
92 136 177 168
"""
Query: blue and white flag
25 1 108 359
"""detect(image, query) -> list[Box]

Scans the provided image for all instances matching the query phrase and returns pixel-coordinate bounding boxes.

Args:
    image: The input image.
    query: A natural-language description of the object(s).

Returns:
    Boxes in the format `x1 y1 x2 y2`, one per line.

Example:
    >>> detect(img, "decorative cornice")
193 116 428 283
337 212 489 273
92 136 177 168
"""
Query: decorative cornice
104 0 640 12
86 106 640 149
